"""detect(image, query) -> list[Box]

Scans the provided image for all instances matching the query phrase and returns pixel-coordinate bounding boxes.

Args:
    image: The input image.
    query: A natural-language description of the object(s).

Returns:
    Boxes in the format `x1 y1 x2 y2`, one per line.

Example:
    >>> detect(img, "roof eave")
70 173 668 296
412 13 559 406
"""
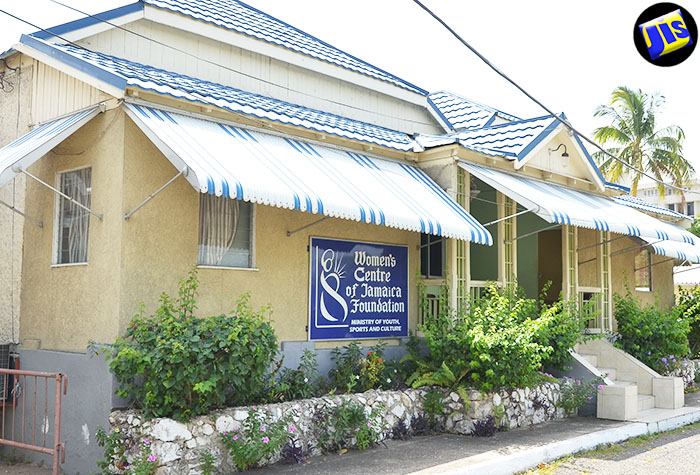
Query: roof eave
16 35 127 98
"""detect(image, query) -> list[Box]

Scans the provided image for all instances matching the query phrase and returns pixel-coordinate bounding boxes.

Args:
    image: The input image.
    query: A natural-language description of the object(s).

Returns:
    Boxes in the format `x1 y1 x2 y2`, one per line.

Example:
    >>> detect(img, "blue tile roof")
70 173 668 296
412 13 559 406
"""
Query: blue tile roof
428 91 520 131
454 115 559 159
142 0 427 96
613 194 691 220
25 36 419 152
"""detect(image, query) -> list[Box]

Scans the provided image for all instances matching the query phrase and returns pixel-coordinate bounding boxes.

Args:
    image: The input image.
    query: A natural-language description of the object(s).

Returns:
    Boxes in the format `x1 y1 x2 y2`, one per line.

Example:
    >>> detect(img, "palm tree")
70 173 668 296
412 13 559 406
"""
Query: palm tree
593 86 692 197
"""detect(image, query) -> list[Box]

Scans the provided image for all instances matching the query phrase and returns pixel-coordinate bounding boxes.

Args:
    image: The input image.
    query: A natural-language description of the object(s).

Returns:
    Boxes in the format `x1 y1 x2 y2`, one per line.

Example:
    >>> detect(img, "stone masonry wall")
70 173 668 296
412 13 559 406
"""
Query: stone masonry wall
109 383 565 474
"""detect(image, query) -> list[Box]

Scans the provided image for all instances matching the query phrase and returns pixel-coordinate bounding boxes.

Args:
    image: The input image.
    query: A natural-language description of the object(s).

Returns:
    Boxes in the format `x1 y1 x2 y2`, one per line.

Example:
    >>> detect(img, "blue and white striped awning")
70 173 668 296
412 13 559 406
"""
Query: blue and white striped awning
460 162 696 244
640 235 700 263
0 106 101 188
124 102 492 244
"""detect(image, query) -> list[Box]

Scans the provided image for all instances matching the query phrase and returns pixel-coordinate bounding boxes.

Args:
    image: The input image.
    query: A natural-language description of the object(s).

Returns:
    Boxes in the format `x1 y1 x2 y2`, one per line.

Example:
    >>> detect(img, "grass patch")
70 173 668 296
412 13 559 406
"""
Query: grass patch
522 456 573 475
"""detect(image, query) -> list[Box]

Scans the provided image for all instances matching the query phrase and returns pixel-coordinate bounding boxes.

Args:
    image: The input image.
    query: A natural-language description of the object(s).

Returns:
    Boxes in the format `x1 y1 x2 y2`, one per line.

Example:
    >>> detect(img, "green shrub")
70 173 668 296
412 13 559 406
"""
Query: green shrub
328 341 387 393
312 400 386 453
107 269 279 421
676 287 700 357
220 407 294 471
406 283 590 392
613 291 690 371
559 376 604 415
271 349 319 402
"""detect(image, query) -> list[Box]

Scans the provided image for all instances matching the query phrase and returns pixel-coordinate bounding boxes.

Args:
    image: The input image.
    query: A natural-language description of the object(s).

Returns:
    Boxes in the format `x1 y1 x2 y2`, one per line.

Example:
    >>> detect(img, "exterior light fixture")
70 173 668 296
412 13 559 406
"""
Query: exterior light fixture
549 143 569 157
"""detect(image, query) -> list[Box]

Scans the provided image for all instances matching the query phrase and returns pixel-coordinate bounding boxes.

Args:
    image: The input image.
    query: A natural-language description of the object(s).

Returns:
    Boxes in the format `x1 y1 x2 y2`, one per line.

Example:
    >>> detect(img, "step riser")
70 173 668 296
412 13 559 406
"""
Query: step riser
638 396 655 411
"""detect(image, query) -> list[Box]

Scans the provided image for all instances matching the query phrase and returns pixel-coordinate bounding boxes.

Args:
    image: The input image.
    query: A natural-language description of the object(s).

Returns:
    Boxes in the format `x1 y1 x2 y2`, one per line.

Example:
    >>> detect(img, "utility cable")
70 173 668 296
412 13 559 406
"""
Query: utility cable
45 0 435 128
411 0 699 196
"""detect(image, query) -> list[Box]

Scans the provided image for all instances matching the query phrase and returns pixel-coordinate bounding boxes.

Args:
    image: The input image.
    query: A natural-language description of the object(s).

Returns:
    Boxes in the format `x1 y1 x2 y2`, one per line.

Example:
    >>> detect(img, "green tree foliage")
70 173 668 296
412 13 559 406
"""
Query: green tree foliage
107 269 279 421
613 291 690 371
593 86 692 196
676 286 700 357
689 217 700 239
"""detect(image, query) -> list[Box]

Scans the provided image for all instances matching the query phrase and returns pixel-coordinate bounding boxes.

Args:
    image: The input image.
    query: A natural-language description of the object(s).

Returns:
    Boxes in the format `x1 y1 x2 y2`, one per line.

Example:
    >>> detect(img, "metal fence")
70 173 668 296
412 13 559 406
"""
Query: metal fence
1 368 67 475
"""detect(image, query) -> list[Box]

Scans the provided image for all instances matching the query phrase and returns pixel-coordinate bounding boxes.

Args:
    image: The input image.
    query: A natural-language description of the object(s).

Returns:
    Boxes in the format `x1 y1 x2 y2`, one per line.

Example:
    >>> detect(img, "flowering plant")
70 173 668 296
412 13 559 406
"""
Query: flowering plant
659 354 695 389
558 376 604 415
220 406 294 471
355 402 388 450
123 439 158 475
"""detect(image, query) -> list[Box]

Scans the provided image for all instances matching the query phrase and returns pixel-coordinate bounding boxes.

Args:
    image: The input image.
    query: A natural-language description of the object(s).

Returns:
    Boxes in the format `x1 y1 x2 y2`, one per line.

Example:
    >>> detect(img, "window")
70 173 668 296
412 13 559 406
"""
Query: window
634 248 652 291
55 167 92 264
420 233 443 278
198 195 253 268
688 202 695 216
667 204 675 211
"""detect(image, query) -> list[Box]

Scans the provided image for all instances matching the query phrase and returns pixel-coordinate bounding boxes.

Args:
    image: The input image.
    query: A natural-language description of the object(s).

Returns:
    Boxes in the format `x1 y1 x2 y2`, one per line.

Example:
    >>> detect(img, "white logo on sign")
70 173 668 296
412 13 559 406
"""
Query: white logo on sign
319 248 348 323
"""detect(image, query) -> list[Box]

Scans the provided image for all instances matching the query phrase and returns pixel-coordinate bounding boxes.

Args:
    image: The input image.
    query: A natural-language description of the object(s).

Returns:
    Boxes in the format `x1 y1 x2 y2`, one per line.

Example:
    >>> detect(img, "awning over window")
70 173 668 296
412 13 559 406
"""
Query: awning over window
459 162 696 244
0 106 101 188
124 102 492 244
639 236 700 264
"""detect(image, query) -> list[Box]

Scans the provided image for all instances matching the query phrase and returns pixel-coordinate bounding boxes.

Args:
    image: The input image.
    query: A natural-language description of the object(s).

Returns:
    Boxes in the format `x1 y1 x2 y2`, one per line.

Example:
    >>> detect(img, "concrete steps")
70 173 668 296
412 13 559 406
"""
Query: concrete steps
637 394 656 411
574 339 685 421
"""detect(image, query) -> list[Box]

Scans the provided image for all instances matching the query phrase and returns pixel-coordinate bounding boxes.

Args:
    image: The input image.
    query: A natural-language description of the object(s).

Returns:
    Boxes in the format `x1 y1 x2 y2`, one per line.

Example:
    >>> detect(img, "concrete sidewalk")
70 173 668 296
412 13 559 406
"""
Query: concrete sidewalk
262 392 700 475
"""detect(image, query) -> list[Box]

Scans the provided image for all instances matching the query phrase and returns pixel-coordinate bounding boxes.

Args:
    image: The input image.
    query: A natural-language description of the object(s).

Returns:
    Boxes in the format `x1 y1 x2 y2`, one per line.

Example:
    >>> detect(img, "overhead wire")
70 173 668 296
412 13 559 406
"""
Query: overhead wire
2 2 695 195
43 0 436 128
411 0 700 196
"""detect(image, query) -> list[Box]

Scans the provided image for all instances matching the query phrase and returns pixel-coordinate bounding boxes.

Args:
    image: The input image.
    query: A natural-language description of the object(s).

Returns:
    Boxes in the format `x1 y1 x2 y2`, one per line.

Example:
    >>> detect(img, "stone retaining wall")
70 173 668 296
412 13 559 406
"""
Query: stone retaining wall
109 383 565 474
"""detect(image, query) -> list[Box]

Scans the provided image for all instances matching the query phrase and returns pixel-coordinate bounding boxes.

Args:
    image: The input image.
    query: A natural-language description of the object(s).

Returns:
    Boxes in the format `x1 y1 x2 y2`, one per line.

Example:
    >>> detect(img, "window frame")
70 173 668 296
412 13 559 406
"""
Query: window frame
52 165 93 267
196 195 256 270
420 232 445 279
634 248 653 292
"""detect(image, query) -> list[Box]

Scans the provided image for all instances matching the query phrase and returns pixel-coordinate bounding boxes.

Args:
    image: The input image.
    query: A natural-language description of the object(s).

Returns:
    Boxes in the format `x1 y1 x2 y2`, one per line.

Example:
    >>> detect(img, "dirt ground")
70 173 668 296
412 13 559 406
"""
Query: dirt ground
0 461 51 475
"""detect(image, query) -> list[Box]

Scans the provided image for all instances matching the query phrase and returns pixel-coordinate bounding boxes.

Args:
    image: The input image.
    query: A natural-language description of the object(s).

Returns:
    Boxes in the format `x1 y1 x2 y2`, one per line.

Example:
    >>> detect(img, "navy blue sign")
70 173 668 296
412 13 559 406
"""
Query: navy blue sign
309 237 409 341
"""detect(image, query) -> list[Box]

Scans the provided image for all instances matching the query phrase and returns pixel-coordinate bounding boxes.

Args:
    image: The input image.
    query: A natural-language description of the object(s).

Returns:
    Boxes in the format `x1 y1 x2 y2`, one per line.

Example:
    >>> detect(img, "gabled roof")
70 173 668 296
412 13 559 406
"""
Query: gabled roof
613 194 692 220
453 115 558 159
141 0 426 96
18 35 421 152
22 0 427 97
427 91 520 131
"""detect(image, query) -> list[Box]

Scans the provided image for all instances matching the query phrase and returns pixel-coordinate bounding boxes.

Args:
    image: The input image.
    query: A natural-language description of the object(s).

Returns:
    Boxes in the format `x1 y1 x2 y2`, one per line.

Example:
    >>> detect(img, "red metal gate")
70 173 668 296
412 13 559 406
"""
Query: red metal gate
1 368 67 475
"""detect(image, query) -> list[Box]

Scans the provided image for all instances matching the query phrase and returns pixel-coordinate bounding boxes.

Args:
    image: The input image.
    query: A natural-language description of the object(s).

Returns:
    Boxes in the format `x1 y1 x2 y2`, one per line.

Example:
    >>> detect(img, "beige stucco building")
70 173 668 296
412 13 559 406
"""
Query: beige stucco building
0 1 696 471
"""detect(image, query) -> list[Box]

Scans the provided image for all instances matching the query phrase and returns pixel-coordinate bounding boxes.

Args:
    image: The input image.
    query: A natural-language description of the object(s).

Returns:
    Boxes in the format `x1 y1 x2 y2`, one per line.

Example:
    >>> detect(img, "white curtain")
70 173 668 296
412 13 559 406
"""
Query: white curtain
198 194 239 266
61 168 91 263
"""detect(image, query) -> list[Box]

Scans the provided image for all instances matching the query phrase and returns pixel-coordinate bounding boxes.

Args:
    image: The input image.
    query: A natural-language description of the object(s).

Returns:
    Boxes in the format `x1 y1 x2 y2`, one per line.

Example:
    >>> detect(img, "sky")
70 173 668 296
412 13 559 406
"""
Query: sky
0 0 698 186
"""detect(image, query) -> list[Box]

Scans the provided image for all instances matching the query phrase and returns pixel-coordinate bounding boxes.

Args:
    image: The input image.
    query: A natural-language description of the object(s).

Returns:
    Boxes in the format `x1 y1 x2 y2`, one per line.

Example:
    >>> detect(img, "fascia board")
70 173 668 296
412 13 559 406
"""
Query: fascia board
143 5 428 107
513 123 563 170
16 36 126 99
32 2 145 43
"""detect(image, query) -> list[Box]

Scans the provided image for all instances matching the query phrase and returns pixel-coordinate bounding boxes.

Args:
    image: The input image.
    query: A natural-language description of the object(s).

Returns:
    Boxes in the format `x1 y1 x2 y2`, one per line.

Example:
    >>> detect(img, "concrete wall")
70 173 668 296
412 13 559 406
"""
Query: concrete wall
18 110 125 352
0 54 33 344
0 349 116 475
17 110 420 352
119 116 420 346
610 234 675 313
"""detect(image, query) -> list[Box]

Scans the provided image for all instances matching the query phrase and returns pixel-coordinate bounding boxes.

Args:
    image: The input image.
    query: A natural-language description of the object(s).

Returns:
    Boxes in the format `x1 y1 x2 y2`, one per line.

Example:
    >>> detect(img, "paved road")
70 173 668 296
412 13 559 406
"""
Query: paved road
547 424 700 475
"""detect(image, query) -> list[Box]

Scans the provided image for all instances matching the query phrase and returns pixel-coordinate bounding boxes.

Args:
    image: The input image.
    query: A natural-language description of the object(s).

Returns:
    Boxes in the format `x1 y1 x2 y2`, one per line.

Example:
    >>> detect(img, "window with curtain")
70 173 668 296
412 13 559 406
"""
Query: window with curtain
198 194 253 268
55 167 92 264
634 248 652 291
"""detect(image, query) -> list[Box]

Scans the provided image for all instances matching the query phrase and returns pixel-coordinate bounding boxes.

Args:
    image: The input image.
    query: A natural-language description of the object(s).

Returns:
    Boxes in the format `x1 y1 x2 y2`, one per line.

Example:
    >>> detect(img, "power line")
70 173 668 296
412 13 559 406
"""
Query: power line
411 0 699 196
44 0 436 129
